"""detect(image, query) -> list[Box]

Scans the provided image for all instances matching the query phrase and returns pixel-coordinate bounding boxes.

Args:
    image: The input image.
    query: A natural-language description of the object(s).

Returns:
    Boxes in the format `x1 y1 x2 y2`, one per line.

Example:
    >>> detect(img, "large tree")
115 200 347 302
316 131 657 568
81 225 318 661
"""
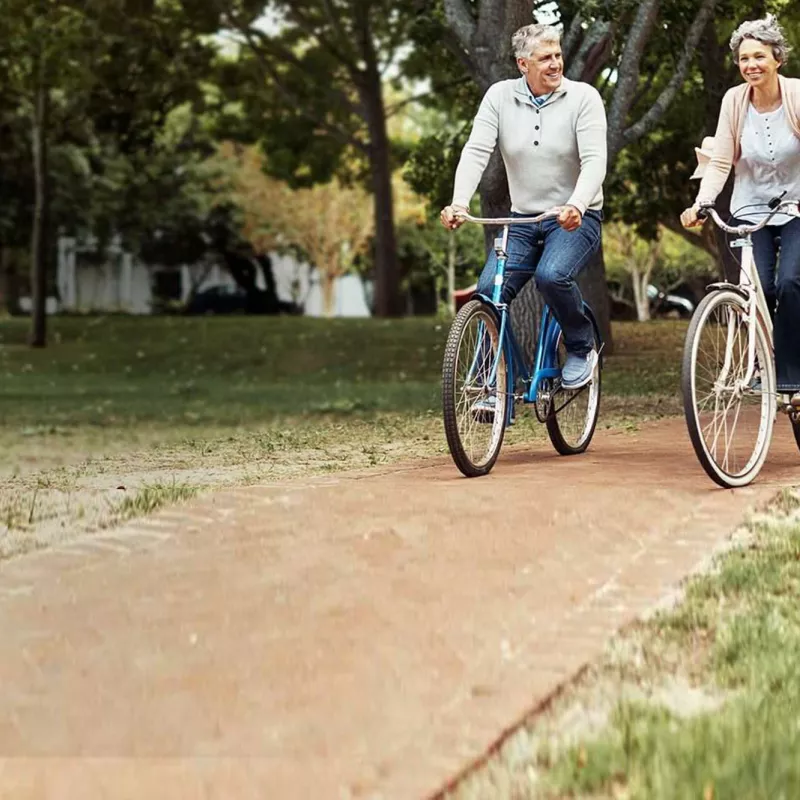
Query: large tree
0 0 216 345
210 0 423 317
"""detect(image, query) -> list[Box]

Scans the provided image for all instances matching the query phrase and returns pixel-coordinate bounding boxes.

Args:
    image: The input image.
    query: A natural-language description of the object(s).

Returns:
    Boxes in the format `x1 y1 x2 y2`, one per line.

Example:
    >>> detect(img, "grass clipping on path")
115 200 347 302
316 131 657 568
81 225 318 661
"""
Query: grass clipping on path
449 488 800 799
112 481 200 522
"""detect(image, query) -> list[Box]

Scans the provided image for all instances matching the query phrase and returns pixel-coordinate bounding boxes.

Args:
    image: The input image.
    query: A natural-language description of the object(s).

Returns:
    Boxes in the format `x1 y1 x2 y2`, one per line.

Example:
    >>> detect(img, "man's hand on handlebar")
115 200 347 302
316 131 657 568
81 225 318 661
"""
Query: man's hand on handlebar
556 205 582 232
440 205 469 230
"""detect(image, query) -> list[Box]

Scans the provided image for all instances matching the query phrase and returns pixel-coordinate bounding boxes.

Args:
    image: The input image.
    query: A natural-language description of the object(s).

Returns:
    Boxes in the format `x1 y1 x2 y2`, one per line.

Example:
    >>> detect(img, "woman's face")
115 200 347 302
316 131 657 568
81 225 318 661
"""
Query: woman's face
738 37 781 87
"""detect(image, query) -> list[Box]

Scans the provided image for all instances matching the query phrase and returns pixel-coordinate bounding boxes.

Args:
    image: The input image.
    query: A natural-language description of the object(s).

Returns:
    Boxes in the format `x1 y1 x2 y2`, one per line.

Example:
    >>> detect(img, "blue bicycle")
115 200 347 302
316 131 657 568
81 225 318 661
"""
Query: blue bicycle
442 211 604 477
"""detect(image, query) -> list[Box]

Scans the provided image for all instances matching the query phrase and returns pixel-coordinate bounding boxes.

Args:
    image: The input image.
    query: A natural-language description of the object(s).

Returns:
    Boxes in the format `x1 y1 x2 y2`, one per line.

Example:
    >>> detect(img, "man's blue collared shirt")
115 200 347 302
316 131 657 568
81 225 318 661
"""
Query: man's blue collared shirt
526 84 552 107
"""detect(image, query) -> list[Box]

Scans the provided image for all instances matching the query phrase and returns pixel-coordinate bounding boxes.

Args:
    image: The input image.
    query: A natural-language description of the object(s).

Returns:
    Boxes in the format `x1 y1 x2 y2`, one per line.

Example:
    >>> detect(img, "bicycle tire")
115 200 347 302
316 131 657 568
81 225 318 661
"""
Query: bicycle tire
442 299 508 477
682 290 776 488
545 328 602 455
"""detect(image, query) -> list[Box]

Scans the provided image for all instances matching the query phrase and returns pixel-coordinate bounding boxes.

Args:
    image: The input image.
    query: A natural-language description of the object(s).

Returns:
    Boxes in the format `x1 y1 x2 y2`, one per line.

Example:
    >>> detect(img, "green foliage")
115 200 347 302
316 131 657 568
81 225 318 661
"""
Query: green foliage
394 216 485 298
604 224 716 289
0 0 219 256
211 0 422 187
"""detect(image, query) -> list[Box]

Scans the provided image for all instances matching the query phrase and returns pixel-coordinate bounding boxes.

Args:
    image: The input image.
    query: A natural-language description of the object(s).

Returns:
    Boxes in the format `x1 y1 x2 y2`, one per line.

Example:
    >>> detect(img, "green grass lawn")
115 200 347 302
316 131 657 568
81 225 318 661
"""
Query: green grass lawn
0 314 687 559
0 314 685 433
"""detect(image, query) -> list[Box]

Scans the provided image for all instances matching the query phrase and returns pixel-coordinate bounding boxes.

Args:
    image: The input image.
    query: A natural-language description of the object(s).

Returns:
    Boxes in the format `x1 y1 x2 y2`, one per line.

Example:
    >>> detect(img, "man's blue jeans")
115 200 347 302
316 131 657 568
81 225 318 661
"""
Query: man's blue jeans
475 210 602 356
735 216 800 391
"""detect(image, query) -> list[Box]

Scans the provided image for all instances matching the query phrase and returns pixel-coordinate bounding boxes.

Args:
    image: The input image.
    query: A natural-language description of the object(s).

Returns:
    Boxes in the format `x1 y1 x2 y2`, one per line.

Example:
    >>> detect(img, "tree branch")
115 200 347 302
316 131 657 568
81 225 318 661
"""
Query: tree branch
562 12 583 65
567 20 613 82
622 0 718 148
438 24 479 76
384 79 463 117
288 3 361 79
606 0 660 162
227 19 366 153
236 21 361 116
443 0 476 54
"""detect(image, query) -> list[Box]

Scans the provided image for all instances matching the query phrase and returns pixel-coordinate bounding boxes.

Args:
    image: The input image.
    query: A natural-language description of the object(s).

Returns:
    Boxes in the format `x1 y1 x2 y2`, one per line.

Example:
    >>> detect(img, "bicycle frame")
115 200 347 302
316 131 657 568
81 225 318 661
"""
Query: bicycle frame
699 203 799 397
465 213 594 426
714 236 771 392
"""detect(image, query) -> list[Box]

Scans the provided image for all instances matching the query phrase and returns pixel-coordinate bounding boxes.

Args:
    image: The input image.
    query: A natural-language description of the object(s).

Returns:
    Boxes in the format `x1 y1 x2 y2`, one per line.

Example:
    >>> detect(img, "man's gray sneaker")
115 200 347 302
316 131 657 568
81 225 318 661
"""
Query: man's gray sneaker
472 394 496 423
561 349 598 390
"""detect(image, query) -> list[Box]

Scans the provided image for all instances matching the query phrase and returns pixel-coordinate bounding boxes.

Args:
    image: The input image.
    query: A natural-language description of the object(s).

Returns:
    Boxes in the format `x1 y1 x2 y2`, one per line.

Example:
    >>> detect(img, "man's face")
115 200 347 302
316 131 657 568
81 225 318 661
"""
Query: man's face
518 42 563 95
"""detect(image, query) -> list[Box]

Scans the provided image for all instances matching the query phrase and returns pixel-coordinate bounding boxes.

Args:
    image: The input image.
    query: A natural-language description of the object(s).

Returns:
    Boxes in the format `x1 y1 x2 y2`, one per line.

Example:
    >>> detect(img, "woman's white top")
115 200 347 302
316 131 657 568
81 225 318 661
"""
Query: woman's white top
731 104 800 225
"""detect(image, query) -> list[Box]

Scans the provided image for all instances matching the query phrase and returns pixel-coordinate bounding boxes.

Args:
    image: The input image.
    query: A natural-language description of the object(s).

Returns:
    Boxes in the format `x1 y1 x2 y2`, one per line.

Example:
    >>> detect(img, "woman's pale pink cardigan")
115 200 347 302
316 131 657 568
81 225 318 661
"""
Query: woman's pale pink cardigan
696 74 800 204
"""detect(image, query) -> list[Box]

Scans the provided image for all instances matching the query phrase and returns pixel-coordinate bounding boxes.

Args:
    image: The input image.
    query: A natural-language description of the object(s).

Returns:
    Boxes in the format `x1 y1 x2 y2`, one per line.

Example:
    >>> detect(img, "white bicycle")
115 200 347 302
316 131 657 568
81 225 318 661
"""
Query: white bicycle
682 199 800 488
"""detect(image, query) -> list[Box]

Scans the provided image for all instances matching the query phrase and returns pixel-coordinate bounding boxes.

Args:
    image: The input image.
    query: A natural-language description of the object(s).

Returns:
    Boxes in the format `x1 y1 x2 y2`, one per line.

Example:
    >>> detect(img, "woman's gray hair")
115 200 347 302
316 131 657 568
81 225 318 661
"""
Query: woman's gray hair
730 13 791 63
511 23 561 60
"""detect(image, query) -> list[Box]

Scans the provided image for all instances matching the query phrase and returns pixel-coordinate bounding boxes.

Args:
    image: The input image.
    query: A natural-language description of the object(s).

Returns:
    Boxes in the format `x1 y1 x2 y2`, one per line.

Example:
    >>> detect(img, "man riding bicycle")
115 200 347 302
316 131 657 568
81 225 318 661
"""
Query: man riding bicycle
440 22 607 396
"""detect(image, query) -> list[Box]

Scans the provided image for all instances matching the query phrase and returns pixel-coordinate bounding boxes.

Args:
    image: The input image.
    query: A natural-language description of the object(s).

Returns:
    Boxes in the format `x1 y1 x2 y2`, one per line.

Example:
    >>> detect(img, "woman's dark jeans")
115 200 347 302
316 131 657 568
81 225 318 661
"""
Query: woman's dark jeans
733 216 800 392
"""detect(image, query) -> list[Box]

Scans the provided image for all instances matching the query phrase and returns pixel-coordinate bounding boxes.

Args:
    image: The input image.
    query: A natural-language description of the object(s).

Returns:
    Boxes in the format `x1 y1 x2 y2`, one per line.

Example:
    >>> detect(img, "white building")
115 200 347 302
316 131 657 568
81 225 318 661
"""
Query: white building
53 236 371 317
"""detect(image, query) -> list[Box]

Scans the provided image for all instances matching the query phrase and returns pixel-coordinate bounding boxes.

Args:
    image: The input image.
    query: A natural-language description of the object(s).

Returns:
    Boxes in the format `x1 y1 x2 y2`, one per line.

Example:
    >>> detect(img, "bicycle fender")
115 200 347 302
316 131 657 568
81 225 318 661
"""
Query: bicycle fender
704 282 748 300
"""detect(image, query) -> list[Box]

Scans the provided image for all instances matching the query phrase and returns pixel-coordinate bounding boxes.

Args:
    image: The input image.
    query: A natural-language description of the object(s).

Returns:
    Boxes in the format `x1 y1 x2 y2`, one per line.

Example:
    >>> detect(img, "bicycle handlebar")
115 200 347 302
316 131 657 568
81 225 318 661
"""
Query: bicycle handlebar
455 209 561 225
698 200 800 235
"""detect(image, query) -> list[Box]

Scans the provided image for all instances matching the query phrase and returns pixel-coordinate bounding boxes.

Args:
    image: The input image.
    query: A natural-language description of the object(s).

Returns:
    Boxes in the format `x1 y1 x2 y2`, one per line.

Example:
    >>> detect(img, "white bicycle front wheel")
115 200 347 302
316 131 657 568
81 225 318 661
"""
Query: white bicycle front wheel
682 290 776 488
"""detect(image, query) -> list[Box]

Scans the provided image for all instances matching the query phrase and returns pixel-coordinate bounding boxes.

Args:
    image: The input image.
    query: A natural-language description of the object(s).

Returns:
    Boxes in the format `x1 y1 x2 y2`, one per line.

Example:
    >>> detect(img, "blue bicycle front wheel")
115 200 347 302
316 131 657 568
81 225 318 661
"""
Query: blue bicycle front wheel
442 299 508 477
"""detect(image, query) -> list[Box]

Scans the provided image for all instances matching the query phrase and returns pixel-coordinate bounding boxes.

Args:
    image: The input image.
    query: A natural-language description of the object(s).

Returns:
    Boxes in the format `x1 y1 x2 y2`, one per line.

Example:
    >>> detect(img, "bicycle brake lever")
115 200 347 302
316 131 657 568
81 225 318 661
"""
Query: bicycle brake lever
768 190 788 210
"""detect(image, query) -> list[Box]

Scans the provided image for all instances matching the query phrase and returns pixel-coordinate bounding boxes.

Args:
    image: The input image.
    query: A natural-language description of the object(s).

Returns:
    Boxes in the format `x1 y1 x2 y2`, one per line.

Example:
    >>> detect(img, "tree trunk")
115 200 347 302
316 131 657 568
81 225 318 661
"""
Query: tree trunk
29 68 49 348
698 19 739 283
1 248 20 316
577 244 613 347
321 270 336 317
362 66 400 317
632 267 651 322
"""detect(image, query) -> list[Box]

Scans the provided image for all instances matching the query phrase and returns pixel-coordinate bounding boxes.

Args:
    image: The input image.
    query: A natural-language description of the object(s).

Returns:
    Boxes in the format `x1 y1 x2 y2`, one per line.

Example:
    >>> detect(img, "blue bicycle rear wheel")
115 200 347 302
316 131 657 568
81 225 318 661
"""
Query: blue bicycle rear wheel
545 328 602 455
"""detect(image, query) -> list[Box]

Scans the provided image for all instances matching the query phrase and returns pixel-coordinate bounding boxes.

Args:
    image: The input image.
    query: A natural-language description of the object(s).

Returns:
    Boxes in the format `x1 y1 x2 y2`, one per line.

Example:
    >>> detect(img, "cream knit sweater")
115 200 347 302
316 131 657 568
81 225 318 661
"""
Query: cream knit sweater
452 76 607 215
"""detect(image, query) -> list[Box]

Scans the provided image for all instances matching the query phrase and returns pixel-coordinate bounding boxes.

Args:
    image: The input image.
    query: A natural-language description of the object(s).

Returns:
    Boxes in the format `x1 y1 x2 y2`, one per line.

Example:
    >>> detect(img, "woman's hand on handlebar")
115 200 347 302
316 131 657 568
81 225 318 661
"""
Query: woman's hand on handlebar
680 204 705 229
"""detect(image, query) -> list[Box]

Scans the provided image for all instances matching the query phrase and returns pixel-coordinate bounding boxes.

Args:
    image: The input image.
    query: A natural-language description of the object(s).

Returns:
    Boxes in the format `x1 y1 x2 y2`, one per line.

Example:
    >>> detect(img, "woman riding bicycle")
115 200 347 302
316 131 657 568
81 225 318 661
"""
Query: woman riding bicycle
680 14 800 404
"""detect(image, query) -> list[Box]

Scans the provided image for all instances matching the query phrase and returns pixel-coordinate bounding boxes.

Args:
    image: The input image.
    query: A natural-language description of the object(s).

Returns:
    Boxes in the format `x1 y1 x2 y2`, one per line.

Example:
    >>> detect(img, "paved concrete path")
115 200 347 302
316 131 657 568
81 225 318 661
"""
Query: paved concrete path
0 417 797 799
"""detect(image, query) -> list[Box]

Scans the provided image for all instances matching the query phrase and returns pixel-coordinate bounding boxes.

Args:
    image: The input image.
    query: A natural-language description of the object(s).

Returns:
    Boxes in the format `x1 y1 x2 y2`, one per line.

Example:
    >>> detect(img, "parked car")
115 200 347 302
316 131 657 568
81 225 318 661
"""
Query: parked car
608 281 695 321
646 284 695 319
185 284 248 315
184 284 301 316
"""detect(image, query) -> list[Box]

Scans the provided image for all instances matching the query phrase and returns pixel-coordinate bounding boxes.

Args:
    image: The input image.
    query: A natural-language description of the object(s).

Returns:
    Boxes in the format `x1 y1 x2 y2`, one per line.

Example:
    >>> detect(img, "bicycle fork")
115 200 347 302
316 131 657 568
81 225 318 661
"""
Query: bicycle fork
716 244 763 394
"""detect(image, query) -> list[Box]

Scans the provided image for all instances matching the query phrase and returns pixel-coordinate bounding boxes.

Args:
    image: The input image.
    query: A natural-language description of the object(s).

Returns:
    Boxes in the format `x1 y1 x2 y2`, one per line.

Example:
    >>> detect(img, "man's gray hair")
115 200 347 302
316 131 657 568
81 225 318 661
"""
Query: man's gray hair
511 23 561 60
729 13 791 63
